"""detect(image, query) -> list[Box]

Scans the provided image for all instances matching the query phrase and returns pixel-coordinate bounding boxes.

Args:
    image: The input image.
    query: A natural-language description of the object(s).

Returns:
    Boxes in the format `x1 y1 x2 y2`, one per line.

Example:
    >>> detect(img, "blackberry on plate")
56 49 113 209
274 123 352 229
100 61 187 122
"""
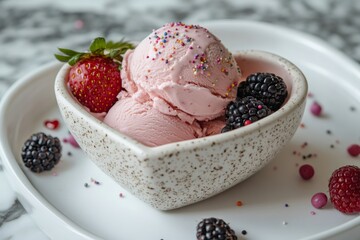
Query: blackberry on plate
21 132 62 173
196 217 237 240
237 72 288 111
222 96 271 132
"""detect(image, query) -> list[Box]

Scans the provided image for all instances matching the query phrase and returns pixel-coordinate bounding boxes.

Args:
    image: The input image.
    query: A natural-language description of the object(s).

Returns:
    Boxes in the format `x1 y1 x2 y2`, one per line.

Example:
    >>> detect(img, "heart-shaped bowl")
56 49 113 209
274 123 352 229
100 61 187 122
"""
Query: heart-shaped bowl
54 49 307 210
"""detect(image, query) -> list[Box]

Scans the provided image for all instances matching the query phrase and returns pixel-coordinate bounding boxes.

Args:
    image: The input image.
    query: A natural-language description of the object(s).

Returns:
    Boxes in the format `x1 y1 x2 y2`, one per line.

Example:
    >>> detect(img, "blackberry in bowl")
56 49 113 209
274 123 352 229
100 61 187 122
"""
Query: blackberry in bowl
223 96 272 132
237 72 288 111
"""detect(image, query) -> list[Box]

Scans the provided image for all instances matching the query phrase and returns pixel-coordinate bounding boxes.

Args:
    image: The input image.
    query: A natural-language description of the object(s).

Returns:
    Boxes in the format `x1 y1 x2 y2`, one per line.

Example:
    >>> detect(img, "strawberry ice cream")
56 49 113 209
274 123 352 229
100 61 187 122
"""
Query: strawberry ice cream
104 93 202 147
104 22 241 146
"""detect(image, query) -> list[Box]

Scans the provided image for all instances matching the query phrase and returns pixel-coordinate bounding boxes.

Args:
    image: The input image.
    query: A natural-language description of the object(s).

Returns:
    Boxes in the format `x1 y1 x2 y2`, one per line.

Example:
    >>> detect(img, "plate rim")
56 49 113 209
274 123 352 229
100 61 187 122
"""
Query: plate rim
0 20 359 240
0 61 100 240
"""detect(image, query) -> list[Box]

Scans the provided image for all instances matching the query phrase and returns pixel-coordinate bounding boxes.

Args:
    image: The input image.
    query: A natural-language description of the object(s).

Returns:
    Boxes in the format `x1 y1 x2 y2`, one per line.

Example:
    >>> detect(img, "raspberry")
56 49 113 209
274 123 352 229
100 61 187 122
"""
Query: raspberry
21 132 62 173
328 165 360 214
196 217 237 240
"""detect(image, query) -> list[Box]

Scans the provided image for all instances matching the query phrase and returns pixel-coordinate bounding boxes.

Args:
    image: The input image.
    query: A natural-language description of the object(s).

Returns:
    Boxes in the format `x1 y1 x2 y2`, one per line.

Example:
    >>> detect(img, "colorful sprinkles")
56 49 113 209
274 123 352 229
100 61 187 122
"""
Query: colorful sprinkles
145 22 239 95
63 132 80 148
91 178 101 185
236 200 243 207
147 22 198 65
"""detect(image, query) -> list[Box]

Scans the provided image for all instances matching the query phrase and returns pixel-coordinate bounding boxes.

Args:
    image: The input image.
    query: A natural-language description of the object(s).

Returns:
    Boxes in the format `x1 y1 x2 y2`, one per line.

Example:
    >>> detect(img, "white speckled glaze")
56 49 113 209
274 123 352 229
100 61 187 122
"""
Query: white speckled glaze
54 50 307 210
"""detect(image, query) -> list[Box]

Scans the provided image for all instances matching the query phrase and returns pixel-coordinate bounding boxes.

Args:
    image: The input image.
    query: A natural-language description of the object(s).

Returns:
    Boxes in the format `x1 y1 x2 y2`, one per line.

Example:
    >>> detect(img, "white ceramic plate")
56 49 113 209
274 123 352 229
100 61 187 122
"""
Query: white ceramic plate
1 20 359 240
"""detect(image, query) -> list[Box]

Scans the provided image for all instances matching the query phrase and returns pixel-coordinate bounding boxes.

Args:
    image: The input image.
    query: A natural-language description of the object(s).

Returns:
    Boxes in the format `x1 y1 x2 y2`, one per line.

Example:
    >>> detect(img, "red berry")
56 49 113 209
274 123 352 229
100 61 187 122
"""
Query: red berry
68 56 121 113
299 164 315 180
347 144 360 157
310 101 322 116
55 37 134 113
311 192 328 209
328 165 360 214
244 120 252 126
44 119 60 130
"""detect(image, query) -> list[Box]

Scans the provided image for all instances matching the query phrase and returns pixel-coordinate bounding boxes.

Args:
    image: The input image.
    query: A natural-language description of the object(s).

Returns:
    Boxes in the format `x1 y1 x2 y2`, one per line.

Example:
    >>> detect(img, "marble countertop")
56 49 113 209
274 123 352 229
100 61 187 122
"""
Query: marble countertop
0 0 359 239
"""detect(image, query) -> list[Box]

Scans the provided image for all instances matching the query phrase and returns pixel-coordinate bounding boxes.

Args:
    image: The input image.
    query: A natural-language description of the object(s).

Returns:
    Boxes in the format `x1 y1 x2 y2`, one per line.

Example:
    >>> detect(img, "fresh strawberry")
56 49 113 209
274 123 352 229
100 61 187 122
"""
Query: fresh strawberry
55 37 134 113
328 165 360 214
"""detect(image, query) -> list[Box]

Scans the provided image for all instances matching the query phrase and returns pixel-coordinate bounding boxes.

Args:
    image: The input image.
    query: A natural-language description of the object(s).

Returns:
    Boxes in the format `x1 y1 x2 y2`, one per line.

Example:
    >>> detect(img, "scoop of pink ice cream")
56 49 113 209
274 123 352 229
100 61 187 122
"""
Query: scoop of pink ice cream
121 22 241 123
103 94 203 147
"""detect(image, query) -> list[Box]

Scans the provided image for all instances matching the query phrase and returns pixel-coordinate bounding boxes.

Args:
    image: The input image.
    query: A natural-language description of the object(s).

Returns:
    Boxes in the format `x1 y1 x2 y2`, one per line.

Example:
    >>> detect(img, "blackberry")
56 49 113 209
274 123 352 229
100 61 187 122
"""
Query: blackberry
236 81 250 100
21 132 62 173
222 96 271 132
196 217 237 240
237 72 288 111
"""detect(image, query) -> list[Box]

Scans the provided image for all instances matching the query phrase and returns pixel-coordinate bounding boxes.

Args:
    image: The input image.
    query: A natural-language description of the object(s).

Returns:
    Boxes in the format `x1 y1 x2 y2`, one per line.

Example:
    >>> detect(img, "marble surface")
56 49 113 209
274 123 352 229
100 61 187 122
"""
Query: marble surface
0 0 359 239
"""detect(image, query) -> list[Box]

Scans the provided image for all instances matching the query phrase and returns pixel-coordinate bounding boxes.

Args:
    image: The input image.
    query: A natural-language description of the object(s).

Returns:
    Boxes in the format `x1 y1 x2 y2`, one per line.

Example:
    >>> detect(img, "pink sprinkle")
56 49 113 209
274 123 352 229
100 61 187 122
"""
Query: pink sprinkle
299 164 315 180
90 178 100 185
74 20 84 29
311 192 328 209
52 172 58 176
63 133 80 148
347 144 360 157
310 101 322 116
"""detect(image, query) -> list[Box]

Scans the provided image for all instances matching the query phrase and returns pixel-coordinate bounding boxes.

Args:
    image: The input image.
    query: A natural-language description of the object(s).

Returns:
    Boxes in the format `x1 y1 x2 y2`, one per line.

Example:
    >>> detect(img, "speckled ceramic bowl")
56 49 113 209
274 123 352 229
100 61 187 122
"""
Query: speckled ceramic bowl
54 50 307 210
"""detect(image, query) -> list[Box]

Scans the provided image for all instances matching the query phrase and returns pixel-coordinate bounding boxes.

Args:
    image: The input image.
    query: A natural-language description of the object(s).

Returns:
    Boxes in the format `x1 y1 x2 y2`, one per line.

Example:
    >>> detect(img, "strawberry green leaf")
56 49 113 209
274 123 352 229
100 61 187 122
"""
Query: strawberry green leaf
58 48 80 57
106 40 135 51
108 49 121 59
54 54 71 62
89 37 106 53
68 53 85 66
55 37 134 65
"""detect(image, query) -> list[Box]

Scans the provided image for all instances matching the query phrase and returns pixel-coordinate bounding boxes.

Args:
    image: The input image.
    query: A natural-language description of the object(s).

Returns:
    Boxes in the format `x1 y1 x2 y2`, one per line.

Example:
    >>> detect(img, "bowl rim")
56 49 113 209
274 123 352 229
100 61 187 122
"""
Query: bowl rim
54 49 308 156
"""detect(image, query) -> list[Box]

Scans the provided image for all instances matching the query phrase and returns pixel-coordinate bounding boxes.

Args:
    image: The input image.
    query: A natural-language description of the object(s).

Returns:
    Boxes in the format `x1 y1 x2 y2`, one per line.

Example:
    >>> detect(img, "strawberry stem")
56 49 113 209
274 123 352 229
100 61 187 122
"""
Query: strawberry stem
55 37 135 66
89 37 106 53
